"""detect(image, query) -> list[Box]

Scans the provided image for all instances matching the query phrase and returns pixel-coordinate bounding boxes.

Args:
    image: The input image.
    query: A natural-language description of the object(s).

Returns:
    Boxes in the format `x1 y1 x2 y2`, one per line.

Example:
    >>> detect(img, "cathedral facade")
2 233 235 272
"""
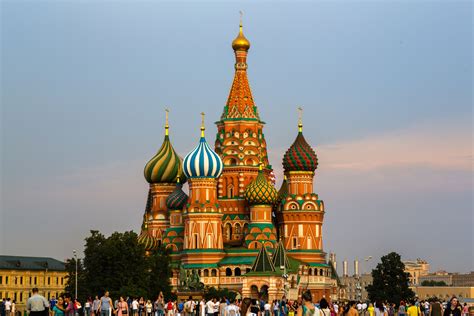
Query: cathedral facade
137 22 337 301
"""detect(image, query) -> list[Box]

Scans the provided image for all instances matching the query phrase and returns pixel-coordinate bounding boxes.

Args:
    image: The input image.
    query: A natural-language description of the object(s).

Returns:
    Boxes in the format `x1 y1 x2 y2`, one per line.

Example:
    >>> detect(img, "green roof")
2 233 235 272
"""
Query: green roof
272 240 291 271
218 256 256 266
307 262 330 267
182 263 219 269
0 255 65 271
251 245 275 273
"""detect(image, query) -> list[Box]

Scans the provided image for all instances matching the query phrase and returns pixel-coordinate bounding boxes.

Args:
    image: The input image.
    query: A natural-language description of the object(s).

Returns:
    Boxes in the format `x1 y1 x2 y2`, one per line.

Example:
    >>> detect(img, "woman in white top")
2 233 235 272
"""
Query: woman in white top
318 299 330 316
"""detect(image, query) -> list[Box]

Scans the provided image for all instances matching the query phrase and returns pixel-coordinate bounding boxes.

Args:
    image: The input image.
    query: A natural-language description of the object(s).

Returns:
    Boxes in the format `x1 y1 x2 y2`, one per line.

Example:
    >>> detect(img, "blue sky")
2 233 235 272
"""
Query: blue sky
1 1 472 273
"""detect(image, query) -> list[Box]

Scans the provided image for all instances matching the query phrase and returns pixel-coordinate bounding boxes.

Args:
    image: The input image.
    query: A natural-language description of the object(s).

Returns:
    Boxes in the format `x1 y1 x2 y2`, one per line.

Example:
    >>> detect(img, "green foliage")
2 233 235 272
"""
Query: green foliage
65 230 172 301
421 280 447 286
366 252 415 303
203 287 237 301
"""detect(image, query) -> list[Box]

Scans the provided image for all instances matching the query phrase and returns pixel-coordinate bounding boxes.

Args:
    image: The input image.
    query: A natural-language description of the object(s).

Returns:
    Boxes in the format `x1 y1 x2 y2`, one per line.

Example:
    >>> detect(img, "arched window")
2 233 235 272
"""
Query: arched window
224 223 232 241
211 269 217 277
228 158 237 165
193 234 199 249
308 268 313 276
227 185 234 198
203 269 209 277
225 268 232 276
234 223 242 235
319 269 323 276
235 268 241 276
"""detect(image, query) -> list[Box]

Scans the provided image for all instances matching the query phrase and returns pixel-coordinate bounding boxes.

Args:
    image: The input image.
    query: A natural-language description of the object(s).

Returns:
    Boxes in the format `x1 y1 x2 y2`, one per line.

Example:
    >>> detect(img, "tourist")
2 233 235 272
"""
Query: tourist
155 293 165 316
407 301 420 316
461 304 468 316
10 301 15 316
264 302 271 316
398 302 407 316
75 299 82 316
429 298 442 316
374 302 386 316
367 304 374 316
92 297 100 316
272 301 279 316
184 297 195 316
132 299 139 316
115 296 129 316
4 299 11 316
442 297 460 316
220 299 227 316
166 299 174 316
145 300 152 316
225 299 239 316
206 299 215 316
343 302 358 316
84 298 92 316
64 294 76 316
27 288 50 316
319 299 330 316
200 299 206 316
1 299 5 316
239 298 251 316
52 297 65 316
98 291 114 316
139 298 146 316
296 291 317 316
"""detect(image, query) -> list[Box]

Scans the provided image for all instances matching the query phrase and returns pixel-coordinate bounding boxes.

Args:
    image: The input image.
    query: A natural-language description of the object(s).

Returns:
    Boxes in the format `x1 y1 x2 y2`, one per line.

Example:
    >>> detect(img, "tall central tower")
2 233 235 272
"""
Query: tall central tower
215 21 272 245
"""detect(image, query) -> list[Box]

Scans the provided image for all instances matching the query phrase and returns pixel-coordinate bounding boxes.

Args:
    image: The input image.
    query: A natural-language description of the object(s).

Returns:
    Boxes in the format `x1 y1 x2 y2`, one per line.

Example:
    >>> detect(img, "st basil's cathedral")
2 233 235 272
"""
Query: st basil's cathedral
137 20 338 301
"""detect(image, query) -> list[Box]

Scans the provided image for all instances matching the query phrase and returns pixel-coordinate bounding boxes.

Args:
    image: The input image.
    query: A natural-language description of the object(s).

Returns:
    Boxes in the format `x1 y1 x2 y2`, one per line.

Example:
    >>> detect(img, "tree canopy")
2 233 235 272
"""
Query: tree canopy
65 230 172 302
366 252 415 303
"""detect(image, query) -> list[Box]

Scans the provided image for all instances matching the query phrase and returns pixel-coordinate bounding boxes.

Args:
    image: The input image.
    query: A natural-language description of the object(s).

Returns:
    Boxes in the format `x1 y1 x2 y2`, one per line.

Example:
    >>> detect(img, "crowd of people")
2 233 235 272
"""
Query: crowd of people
1 288 469 316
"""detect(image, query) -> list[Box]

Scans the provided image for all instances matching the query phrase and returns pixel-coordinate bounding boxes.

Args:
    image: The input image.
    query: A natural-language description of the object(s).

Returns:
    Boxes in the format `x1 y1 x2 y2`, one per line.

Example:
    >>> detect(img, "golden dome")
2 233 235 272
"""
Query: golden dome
232 24 250 51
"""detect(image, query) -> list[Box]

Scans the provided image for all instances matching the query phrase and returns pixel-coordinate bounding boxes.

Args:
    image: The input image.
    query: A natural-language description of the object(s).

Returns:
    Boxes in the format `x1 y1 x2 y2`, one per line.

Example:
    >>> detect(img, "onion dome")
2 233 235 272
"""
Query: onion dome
166 178 188 210
232 21 250 52
183 113 223 179
282 111 318 172
244 166 278 206
144 110 186 184
138 229 158 252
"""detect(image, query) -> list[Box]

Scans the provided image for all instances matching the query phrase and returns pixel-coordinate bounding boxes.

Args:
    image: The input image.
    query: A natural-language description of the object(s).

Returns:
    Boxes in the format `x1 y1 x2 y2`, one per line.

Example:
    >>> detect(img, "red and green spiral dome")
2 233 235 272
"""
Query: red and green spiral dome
282 130 318 172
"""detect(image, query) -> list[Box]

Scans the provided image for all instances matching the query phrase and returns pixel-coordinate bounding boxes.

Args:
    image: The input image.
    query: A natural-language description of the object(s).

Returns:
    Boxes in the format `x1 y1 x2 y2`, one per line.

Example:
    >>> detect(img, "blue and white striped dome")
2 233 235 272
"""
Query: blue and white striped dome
183 135 223 179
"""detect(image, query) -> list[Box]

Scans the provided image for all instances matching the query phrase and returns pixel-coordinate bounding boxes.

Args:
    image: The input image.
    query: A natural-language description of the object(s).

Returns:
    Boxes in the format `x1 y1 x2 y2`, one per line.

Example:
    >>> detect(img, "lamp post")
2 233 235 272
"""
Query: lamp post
364 256 372 275
73 250 78 300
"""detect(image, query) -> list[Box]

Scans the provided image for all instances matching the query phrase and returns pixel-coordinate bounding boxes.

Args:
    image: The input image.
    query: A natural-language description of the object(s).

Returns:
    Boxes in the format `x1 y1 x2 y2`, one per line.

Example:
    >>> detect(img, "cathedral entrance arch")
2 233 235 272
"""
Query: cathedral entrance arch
250 285 259 299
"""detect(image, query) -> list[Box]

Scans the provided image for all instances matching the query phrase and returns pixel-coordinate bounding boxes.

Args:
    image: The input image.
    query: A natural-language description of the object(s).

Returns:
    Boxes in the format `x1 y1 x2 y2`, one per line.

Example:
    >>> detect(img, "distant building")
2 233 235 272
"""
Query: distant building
0 255 67 310
419 271 454 286
404 259 430 285
453 272 474 287
341 274 373 301
411 286 474 301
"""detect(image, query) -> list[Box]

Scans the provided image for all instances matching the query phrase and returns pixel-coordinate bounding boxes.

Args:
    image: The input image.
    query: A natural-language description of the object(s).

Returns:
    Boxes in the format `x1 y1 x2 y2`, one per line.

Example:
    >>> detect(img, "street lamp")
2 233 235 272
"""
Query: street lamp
73 250 78 300
364 256 372 275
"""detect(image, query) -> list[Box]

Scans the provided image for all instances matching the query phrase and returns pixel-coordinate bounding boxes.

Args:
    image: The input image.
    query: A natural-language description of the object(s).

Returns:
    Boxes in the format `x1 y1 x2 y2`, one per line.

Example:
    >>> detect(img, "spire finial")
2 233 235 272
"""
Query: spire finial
165 108 170 136
200 112 205 137
297 106 303 133
176 175 180 184
239 10 243 28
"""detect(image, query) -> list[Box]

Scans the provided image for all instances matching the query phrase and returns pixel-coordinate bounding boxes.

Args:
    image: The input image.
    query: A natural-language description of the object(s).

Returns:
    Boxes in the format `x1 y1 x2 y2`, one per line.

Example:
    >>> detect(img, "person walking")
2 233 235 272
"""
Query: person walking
116 296 129 316
4 299 11 316
146 301 153 316
442 297 460 316
224 299 238 316
318 299 330 316
93 297 101 316
296 291 318 316
154 295 164 316
374 302 387 316
53 297 65 316
27 288 50 316
184 297 195 316
461 304 468 316
398 302 407 316
97 292 114 316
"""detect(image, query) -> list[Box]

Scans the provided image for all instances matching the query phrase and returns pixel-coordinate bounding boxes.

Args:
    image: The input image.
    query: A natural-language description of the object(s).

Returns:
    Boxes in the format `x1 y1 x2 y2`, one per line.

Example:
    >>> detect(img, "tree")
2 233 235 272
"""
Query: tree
65 230 172 301
421 280 447 286
366 252 415 303
147 246 173 300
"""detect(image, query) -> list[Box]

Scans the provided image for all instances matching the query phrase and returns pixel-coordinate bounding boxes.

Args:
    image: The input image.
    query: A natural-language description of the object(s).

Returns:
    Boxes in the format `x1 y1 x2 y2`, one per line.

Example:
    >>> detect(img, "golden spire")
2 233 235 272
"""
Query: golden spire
200 112 205 137
298 106 303 133
232 11 250 51
165 108 169 136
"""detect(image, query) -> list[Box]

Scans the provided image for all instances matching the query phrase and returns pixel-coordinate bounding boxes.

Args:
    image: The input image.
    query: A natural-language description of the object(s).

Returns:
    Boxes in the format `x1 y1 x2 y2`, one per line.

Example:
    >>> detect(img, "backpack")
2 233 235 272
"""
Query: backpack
167 302 173 311
178 303 184 312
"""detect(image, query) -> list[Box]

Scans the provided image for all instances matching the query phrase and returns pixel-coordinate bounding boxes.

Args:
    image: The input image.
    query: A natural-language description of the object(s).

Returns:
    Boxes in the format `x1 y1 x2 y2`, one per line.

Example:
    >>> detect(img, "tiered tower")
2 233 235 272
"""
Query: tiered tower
141 110 185 245
215 20 272 245
182 114 225 266
278 109 325 264
243 164 278 249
